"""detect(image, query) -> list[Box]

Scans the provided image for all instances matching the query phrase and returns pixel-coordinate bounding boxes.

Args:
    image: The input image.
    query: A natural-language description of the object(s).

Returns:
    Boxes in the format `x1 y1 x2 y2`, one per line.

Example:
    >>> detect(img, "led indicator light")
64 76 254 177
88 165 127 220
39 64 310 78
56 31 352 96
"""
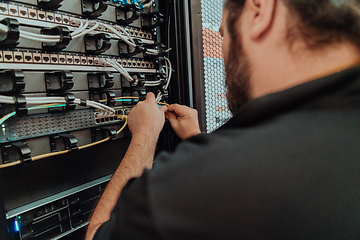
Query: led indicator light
14 220 20 232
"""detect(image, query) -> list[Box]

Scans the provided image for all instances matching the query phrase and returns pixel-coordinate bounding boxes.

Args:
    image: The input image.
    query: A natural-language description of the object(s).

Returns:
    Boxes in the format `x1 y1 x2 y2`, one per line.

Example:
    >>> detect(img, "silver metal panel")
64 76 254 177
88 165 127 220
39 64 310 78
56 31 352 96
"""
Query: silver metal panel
6 175 112 218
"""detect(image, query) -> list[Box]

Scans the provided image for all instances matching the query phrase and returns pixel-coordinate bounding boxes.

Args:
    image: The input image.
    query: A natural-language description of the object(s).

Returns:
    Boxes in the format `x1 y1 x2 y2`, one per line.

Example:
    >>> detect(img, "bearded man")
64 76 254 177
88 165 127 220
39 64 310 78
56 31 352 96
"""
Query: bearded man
86 0 360 239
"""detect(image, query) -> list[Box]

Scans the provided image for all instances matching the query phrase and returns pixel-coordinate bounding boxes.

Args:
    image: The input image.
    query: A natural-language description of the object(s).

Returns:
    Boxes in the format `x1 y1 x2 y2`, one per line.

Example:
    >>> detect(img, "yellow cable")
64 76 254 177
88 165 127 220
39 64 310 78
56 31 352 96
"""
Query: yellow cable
0 160 21 169
31 149 70 162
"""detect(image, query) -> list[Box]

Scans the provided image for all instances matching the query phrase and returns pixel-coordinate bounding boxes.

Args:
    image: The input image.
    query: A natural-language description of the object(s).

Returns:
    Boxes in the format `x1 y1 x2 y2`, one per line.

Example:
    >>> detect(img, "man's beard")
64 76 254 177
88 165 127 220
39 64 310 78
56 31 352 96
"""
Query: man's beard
225 32 252 114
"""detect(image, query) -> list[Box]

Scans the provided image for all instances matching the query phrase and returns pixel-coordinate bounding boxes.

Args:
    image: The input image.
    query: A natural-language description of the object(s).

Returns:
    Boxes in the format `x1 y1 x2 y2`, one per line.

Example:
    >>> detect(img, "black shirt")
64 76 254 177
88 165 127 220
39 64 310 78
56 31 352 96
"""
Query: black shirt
94 66 360 239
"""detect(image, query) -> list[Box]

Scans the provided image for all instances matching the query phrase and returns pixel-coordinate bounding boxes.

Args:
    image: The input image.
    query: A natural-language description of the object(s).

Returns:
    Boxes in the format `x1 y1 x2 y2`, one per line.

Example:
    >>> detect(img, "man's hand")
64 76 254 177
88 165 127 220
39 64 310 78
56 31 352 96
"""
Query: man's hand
166 104 201 140
128 92 167 139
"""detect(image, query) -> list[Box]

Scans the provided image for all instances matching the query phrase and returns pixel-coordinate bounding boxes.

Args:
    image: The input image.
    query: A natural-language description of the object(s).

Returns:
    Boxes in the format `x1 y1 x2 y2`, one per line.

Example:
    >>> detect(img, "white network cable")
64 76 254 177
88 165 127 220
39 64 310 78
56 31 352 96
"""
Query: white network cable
103 23 136 47
102 59 134 82
70 19 88 37
72 21 99 39
156 57 172 102
0 95 115 118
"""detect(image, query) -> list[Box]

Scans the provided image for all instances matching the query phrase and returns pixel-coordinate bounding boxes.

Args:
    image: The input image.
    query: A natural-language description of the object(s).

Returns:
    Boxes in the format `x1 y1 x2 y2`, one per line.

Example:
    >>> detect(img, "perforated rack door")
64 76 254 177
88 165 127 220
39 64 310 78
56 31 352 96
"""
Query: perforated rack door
201 0 232 133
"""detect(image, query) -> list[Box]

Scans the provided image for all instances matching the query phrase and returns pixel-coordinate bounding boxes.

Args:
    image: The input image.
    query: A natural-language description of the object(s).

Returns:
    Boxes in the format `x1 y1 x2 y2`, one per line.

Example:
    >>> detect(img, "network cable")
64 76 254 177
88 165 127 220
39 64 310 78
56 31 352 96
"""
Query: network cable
156 57 172 101
0 95 116 118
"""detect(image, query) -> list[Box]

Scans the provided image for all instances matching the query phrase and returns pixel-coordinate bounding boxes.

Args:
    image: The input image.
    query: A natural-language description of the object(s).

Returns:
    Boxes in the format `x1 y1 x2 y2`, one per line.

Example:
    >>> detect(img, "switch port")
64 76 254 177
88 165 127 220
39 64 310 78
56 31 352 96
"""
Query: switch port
66 55 73 64
0 3 8 15
8 5 18 16
46 12 55 22
38 10 46 20
63 15 70 25
42 54 50 63
51 54 58 64
59 55 66 64
18 6 28 18
28 9 37 19
55 14 62 23
23 52 33 63
74 56 80 65
33 53 41 63
93 57 100 66
87 57 94 65
13 52 23 62
81 56 87 65
3 51 13 62
0 51 3 62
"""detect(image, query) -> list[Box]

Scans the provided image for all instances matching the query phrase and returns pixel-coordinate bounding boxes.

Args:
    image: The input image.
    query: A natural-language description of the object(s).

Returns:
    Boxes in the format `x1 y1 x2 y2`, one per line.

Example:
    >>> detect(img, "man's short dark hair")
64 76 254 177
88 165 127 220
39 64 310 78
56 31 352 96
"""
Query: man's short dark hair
223 0 360 49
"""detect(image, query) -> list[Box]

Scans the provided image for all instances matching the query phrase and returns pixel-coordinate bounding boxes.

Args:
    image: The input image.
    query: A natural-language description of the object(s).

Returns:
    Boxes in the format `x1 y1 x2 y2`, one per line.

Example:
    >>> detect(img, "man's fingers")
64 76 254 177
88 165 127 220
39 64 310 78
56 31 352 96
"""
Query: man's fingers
166 111 178 124
145 92 156 103
159 106 167 114
166 104 183 113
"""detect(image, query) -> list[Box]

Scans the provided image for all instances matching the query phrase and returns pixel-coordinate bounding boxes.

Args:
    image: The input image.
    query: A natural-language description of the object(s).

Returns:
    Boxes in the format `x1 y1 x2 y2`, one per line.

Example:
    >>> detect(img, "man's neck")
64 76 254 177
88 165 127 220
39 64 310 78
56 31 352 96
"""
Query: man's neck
250 42 360 99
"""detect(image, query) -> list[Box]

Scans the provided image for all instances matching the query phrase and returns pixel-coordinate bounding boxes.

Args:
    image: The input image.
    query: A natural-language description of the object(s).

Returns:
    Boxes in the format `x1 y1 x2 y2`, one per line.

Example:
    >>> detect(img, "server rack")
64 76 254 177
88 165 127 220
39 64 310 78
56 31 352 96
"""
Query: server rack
0 0 193 239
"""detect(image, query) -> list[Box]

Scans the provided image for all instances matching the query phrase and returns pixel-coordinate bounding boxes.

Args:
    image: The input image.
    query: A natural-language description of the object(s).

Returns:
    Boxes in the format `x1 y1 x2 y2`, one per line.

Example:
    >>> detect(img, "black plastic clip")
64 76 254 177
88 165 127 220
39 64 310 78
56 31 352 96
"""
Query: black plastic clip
50 133 78 152
0 18 19 47
131 73 146 87
13 95 27 116
41 26 71 51
141 12 164 30
104 91 116 106
119 39 146 58
48 93 75 112
91 127 117 142
45 70 74 92
116 3 141 25
37 0 63 9
88 72 114 89
0 70 25 94
64 93 76 111
1 141 31 165
82 0 108 18
84 33 112 54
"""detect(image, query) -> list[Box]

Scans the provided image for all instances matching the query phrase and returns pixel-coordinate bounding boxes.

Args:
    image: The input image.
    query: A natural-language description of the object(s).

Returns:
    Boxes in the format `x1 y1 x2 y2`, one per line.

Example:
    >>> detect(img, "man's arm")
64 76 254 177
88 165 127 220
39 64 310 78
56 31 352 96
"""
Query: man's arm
85 93 167 240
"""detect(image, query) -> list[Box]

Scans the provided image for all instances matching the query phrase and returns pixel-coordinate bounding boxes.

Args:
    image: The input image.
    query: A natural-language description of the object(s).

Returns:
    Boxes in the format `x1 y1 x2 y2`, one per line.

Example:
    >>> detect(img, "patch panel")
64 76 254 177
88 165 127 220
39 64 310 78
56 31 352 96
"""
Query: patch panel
0 2 154 41
0 50 156 71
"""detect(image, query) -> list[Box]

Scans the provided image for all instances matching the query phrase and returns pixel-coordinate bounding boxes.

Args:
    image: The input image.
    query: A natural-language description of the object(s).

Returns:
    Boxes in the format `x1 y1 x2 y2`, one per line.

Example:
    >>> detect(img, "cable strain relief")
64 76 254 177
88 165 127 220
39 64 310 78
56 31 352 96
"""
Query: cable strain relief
79 99 87 107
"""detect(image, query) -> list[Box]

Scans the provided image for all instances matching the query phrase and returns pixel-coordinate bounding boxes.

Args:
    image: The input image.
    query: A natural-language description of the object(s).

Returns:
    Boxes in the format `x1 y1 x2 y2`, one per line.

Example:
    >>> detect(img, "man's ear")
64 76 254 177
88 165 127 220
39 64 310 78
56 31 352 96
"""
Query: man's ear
246 0 276 40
